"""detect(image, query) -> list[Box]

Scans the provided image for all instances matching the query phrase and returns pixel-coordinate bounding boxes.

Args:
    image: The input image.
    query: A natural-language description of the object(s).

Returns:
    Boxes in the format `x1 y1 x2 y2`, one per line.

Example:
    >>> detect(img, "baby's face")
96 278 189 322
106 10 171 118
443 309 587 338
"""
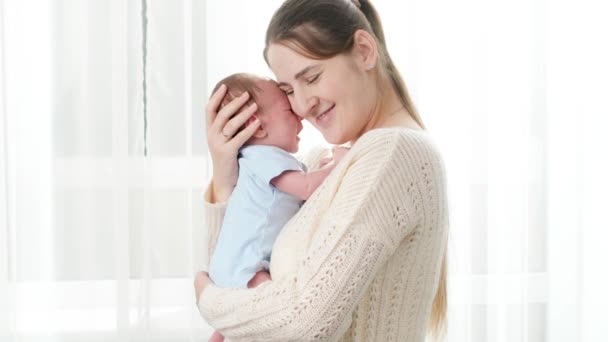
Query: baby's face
255 80 303 153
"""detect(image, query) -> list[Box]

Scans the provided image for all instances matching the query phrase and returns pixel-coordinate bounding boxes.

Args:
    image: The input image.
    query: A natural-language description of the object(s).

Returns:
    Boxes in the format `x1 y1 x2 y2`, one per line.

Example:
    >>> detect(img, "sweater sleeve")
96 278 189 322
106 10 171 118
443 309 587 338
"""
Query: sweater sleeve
202 183 227 267
197 133 421 341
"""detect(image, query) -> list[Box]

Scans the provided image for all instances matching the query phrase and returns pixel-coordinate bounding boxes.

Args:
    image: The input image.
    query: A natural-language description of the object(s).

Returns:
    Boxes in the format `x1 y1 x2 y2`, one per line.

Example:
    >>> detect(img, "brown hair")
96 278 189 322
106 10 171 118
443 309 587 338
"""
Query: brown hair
264 0 425 129
211 73 265 134
264 0 446 338
212 73 264 110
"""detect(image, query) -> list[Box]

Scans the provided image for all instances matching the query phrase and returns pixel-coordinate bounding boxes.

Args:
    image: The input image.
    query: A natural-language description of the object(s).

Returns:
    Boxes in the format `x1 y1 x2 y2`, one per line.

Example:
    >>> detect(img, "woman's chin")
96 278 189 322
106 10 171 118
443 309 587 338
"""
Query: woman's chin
323 132 346 145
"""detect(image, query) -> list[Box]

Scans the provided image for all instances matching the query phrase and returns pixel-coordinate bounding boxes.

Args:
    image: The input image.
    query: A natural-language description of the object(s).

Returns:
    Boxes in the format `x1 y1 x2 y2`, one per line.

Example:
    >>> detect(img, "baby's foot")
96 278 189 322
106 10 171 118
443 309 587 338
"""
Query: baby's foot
247 270 272 288
208 330 224 342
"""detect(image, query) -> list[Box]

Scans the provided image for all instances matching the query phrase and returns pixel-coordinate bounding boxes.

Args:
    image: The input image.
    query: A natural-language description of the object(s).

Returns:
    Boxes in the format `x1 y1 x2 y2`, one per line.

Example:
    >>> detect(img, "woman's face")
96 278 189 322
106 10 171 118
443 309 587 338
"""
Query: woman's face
267 43 376 145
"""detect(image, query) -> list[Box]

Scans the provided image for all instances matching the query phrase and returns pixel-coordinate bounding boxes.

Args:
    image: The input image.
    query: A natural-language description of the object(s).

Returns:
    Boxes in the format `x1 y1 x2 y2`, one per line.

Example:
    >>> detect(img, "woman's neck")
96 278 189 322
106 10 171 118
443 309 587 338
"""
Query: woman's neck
349 88 422 146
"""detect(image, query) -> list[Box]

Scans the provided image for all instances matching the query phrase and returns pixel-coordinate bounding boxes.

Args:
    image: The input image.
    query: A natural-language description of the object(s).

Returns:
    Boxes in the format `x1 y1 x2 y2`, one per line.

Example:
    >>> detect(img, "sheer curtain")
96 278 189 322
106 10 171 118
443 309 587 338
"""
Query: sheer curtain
1 0 607 341
1 0 213 340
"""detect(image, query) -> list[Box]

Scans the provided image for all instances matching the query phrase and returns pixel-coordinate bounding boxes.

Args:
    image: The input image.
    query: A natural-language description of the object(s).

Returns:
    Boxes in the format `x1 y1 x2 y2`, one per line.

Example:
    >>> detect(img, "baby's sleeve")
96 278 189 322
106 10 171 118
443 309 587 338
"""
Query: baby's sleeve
242 147 305 185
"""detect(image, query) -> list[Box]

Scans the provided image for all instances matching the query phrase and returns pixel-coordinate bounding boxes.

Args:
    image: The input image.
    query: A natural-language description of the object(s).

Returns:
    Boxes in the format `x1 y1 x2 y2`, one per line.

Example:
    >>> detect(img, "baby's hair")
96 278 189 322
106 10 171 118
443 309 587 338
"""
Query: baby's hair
211 73 266 134
212 73 266 110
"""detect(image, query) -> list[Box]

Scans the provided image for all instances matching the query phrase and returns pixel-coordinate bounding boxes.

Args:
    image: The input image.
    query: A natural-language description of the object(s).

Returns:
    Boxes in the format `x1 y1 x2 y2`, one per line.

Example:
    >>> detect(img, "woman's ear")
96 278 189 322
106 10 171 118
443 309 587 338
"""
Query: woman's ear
352 29 379 71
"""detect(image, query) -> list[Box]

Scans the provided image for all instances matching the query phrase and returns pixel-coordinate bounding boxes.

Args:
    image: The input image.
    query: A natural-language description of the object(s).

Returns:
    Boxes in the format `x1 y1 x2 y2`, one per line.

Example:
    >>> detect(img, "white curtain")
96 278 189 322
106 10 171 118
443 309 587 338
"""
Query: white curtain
1 0 213 340
1 0 607 341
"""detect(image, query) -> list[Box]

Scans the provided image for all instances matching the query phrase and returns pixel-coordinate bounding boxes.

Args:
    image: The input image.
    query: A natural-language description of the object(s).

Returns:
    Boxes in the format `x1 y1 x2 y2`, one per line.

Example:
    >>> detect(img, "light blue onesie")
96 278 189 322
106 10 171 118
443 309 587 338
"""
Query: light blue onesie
208 145 306 288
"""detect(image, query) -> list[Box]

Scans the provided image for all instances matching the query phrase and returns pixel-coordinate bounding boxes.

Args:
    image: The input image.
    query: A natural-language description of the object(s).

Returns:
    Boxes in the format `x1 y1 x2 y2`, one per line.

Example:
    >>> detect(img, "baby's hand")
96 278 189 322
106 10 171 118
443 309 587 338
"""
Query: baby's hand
318 156 334 168
331 146 350 164
317 147 349 169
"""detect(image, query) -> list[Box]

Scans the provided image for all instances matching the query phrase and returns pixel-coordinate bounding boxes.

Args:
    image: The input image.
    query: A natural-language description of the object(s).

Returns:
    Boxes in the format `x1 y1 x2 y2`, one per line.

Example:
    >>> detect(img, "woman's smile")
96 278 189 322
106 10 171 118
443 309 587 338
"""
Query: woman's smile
315 104 335 126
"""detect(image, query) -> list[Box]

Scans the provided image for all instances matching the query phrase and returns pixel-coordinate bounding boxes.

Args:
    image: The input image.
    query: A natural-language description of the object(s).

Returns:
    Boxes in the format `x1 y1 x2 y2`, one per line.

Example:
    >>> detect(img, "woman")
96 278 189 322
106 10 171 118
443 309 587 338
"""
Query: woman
195 0 448 341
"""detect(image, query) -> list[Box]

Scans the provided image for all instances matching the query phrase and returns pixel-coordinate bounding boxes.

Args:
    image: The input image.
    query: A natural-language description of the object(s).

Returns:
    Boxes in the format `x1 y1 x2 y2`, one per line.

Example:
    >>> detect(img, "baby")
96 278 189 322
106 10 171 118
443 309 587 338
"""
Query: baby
206 73 345 342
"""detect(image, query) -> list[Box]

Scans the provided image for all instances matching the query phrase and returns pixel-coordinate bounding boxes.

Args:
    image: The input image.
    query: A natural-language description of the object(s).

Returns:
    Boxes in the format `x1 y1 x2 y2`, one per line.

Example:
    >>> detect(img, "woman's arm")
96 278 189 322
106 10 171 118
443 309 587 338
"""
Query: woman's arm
202 183 227 263
197 134 420 341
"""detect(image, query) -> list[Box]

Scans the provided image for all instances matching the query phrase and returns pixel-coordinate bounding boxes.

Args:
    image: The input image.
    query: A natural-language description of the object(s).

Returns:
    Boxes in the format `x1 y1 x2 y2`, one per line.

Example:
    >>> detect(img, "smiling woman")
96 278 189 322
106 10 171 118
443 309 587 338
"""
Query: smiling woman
1 0 607 341
196 0 608 341
269 43 378 145
196 1 448 341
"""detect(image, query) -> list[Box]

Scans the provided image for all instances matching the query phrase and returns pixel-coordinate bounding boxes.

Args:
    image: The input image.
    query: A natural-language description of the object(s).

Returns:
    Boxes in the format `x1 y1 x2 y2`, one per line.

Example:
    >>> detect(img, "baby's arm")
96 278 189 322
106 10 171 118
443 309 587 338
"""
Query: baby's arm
271 147 349 201
271 167 332 201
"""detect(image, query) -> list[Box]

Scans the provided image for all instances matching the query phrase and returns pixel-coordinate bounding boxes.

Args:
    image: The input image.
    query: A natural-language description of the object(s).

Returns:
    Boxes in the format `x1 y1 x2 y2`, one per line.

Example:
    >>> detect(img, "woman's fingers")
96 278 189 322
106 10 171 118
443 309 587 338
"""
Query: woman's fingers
206 84 227 129
212 91 252 134
230 116 261 149
222 102 258 138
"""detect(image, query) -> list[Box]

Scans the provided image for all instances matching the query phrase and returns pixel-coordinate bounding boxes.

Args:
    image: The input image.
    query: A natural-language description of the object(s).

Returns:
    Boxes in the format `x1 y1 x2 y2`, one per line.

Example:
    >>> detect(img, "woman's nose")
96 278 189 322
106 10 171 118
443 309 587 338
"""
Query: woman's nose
293 92 318 118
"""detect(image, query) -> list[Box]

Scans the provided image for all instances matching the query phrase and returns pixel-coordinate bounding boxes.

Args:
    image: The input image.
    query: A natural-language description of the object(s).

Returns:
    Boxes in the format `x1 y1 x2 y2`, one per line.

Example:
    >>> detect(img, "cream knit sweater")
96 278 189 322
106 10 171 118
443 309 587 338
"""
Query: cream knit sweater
198 128 449 342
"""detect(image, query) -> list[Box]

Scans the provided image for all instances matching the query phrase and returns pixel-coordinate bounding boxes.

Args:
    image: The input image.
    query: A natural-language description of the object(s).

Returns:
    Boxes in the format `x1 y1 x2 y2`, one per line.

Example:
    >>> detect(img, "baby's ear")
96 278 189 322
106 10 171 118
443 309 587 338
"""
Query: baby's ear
246 115 267 138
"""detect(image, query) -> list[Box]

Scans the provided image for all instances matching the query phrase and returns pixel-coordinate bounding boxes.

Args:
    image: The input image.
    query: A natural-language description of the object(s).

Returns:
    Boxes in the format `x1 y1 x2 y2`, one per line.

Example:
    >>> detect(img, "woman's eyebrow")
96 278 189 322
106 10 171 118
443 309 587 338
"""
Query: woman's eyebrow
277 64 321 87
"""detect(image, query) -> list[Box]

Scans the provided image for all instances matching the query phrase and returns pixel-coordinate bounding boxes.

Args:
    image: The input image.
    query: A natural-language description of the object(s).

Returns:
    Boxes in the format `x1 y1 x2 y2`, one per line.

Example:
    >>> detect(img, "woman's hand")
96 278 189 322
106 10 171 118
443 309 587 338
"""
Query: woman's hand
206 84 261 202
194 271 213 305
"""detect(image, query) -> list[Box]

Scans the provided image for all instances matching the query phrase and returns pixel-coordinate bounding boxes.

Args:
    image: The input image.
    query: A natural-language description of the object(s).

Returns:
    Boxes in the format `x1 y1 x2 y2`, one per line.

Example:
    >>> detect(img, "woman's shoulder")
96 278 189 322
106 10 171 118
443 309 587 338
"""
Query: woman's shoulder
296 128 444 172
348 128 447 190
353 127 442 161
357 126 429 142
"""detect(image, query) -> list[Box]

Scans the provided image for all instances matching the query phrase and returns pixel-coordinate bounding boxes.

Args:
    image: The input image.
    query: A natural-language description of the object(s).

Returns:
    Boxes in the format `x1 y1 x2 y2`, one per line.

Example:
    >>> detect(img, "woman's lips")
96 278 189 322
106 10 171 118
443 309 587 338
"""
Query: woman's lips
316 105 335 126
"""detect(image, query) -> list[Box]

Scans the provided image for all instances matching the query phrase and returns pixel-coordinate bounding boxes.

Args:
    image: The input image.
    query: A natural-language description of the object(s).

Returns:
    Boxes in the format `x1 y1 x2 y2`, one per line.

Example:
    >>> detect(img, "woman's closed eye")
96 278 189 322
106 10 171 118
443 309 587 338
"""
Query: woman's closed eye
306 73 321 85
279 73 320 96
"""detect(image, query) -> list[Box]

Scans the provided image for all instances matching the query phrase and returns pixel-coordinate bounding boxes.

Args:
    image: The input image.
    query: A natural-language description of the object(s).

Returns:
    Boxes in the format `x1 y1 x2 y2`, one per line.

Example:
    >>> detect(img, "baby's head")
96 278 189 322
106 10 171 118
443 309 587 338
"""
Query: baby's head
212 73 303 153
